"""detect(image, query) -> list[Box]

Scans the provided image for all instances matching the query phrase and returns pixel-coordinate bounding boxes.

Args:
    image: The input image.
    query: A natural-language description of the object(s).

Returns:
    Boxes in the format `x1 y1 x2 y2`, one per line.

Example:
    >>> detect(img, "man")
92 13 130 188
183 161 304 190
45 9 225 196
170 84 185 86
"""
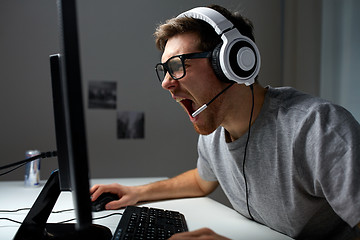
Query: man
91 5 360 239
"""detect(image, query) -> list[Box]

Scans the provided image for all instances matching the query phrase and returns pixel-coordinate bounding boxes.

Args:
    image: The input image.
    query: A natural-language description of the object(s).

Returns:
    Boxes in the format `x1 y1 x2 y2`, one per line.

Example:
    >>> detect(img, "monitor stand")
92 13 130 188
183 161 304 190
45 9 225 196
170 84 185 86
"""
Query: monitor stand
13 171 112 240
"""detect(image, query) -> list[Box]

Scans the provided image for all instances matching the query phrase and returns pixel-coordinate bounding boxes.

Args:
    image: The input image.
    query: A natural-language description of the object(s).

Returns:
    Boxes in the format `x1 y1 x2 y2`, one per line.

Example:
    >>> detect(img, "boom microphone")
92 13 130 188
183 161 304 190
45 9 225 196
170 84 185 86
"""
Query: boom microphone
192 82 235 117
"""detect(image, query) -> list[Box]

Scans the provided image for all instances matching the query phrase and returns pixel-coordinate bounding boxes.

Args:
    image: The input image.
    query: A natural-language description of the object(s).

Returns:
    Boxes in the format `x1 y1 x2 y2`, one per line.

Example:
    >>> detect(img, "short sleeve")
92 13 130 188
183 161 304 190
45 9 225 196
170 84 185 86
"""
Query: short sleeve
197 135 218 181
295 103 360 227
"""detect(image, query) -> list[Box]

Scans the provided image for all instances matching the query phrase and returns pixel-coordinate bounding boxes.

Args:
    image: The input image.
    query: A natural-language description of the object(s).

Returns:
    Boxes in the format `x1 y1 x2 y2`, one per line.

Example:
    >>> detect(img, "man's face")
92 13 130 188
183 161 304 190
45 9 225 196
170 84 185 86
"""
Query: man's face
160 32 229 135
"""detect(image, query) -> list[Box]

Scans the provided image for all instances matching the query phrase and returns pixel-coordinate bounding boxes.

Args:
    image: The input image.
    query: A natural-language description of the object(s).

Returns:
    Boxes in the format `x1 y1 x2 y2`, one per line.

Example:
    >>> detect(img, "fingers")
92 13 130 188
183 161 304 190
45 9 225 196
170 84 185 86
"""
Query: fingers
89 184 102 201
89 184 106 201
105 195 132 210
170 228 210 239
90 183 120 201
89 184 99 195
169 228 230 240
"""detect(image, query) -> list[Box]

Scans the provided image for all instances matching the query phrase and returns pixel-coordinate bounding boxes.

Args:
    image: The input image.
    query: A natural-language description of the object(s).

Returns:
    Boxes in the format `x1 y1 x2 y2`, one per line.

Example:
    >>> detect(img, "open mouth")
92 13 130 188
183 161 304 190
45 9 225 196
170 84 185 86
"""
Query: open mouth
175 98 195 117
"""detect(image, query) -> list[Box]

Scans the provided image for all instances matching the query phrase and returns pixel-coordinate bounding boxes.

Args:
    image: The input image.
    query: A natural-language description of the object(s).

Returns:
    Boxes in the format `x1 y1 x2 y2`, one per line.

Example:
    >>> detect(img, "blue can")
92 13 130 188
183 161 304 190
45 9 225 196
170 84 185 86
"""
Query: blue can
24 150 41 187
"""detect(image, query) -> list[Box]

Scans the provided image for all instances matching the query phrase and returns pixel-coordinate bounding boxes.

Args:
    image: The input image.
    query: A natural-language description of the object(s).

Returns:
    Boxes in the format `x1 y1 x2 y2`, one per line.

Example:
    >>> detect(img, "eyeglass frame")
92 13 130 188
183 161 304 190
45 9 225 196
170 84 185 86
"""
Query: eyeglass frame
155 51 212 83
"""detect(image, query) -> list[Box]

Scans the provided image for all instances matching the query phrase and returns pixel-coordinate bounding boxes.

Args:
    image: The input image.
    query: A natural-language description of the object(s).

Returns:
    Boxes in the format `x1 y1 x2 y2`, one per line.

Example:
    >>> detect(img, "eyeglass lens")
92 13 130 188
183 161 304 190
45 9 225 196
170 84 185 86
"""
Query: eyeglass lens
156 56 185 82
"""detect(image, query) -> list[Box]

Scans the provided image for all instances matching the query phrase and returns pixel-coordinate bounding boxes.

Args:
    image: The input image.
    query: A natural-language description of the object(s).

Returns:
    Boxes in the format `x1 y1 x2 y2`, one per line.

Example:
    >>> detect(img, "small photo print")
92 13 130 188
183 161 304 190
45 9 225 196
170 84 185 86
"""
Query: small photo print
117 111 145 139
88 81 117 109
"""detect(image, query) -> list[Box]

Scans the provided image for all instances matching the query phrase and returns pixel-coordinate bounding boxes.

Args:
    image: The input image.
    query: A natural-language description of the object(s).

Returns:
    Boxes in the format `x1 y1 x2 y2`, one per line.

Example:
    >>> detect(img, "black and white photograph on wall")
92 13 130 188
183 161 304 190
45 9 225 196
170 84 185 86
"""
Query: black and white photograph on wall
88 81 117 109
117 111 145 139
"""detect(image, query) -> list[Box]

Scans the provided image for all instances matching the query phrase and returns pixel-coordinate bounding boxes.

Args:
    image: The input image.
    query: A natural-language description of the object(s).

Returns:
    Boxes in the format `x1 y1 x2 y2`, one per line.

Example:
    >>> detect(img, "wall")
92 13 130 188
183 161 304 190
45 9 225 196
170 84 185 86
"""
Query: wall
282 0 322 96
0 0 284 207
320 0 360 122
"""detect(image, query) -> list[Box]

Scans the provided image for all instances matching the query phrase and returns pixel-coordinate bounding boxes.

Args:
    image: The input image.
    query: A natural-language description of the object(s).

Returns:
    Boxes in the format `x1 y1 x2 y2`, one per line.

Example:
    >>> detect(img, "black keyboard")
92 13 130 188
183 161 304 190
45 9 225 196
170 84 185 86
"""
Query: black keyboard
112 206 188 240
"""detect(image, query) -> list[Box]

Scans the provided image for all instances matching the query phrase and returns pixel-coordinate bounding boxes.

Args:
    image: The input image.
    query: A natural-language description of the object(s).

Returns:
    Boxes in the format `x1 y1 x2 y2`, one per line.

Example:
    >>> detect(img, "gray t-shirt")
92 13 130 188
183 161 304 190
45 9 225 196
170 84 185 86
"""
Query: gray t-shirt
197 86 360 239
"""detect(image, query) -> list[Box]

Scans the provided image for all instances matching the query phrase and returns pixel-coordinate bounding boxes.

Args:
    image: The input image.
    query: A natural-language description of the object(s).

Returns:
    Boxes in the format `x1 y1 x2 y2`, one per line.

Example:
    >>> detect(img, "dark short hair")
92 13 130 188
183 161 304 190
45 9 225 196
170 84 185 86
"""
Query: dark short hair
154 5 256 52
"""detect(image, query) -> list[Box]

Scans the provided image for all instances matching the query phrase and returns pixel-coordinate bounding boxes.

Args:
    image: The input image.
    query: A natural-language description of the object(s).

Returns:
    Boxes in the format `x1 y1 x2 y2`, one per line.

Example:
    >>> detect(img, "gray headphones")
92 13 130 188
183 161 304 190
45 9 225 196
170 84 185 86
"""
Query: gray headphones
177 7 261 86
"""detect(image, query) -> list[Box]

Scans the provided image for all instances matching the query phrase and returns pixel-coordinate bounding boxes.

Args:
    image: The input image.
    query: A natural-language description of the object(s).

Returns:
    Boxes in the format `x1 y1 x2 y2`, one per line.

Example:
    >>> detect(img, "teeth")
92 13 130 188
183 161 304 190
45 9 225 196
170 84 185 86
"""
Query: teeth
175 98 185 103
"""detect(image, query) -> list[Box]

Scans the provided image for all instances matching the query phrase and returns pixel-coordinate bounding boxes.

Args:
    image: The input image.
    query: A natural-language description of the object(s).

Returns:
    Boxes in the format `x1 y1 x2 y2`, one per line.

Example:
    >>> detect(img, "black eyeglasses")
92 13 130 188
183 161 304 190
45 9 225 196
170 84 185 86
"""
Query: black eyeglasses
155 51 212 83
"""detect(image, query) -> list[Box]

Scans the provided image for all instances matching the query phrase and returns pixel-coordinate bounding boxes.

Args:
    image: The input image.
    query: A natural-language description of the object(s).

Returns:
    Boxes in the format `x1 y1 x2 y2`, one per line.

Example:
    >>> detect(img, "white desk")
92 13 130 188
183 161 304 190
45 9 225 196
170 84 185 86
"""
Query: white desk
0 178 293 240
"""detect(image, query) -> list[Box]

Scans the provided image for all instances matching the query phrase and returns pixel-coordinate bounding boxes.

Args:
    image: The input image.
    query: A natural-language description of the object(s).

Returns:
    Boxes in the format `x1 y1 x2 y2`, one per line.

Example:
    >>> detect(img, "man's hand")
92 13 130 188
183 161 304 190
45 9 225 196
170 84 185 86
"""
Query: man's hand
169 228 231 240
90 183 140 210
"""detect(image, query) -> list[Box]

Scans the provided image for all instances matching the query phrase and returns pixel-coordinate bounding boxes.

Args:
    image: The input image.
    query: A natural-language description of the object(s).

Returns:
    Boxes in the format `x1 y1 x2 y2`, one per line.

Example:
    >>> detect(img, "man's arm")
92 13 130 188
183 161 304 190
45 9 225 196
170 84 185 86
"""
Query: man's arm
90 168 219 209
136 168 218 201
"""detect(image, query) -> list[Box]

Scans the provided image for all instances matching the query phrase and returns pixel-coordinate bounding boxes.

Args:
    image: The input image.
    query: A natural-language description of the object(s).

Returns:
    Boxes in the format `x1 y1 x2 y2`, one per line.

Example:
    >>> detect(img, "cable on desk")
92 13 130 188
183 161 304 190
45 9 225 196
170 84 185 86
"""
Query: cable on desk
0 209 74 226
51 208 74 214
93 212 123 221
0 218 23 224
0 208 31 213
0 208 74 214
57 212 123 224
0 211 122 226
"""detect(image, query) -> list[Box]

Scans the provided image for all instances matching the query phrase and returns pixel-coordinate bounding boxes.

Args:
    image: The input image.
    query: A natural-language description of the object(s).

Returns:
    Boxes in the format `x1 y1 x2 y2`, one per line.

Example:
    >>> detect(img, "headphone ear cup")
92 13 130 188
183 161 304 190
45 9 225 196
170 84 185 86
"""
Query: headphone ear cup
227 39 258 82
211 44 232 83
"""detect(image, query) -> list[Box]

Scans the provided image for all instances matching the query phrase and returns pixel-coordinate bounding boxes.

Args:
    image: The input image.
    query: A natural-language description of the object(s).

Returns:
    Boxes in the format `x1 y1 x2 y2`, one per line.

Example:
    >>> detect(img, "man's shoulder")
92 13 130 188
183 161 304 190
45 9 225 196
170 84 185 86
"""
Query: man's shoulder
266 86 344 117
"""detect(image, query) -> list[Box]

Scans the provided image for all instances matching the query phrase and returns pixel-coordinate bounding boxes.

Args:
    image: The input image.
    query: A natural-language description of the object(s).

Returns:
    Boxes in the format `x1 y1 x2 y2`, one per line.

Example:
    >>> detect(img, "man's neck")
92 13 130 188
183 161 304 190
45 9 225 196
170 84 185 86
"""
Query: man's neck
222 83 267 142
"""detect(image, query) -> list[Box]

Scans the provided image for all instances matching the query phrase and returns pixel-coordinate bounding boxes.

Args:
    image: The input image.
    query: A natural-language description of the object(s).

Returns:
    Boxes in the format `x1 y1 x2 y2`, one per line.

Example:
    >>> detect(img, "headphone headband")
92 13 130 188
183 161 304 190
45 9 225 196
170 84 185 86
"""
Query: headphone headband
177 7 233 35
177 7 261 86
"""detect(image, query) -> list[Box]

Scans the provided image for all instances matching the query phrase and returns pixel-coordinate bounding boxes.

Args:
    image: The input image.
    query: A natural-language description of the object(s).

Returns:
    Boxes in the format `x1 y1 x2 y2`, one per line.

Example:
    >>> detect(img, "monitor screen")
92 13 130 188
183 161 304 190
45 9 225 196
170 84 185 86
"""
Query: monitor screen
55 0 92 229
13 0 112 238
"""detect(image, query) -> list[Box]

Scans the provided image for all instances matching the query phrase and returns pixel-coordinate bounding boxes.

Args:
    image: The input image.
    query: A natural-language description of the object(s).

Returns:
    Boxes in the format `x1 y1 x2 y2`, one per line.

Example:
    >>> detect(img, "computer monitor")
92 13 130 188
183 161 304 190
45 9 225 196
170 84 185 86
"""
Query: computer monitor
50 53 71 192
13 0 112 239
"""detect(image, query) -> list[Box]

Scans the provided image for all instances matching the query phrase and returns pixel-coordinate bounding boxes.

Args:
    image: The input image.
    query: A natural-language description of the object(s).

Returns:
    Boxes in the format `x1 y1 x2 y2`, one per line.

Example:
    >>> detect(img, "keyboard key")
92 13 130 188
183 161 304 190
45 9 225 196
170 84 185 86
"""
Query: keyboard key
112 206 188 240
